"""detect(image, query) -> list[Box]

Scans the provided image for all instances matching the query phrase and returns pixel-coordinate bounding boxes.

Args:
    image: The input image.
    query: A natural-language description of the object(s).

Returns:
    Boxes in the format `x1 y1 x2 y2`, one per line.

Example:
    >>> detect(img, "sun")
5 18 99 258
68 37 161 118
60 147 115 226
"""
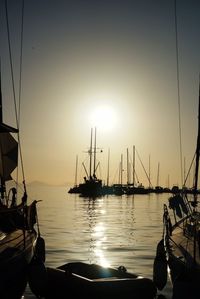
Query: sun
89 105 117 131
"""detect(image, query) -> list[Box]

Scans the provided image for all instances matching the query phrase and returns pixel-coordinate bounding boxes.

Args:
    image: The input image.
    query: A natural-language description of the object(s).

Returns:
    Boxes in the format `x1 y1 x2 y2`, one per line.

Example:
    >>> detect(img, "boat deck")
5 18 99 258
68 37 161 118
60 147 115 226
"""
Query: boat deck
169 225 200 265
0 229 36 263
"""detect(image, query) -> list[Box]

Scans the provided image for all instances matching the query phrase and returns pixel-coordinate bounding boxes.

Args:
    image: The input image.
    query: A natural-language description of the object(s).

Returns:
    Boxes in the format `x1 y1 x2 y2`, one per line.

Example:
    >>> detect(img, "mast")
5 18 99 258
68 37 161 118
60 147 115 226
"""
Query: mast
157 162 160 186
74 155 78 187
148 154 151 189
192 80 200 265
93 127 97 177
89 128 93 178
0 68 3 124
194 80 200 202
0 68 18 202
0 69 4 200
121 154 123 185
126 148 129 185
133 145 135 187
168 174 170 189
107 148 110 186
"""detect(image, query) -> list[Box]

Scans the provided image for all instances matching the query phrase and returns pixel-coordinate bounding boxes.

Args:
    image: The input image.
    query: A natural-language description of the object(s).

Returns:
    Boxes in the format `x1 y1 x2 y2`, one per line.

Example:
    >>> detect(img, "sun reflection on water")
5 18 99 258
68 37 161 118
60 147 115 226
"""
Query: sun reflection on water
88 206 110 267
92 223 110 267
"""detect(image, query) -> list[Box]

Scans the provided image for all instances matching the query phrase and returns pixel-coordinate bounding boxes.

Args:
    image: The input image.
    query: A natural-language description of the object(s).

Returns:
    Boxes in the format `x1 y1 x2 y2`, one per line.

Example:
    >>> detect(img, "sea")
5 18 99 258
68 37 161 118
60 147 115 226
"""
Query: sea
22 184 173 298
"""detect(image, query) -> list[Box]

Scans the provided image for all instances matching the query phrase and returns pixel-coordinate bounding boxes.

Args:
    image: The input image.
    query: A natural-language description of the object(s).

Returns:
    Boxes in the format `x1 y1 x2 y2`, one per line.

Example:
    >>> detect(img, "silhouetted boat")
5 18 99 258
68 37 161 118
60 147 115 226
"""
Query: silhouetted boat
0 57 39 299
29 261 157 299
153 83 200 299
126 184 150 195
78 128 103 197
0 2 43 297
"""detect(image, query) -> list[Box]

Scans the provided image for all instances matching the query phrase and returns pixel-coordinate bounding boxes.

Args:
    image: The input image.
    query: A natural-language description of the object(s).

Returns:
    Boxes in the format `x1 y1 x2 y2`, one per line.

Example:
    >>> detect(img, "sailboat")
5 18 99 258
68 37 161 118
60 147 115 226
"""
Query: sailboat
153 83 200 299
78 127 103 197
0 2 43 298
0 75 41 299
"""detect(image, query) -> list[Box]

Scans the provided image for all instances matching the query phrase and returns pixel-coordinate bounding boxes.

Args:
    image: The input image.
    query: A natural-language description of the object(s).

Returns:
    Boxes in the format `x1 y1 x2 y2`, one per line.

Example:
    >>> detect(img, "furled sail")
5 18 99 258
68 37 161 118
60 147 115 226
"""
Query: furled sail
0 132 18 181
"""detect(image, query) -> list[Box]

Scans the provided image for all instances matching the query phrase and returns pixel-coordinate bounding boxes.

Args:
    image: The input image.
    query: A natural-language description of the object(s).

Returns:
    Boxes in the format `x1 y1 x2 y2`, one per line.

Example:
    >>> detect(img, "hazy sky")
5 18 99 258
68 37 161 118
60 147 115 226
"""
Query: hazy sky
1 0 200 187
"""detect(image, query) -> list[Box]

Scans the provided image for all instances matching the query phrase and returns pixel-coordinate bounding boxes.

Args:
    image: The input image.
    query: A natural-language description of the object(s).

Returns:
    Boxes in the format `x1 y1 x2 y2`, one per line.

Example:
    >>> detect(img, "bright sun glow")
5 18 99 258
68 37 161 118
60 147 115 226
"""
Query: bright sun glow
89 106 117 131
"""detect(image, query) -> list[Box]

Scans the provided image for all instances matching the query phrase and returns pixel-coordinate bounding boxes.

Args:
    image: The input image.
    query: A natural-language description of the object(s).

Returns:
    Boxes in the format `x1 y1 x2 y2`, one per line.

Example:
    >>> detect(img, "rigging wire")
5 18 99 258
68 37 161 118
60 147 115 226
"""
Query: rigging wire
4 0 18 127
135 148 153 188
18 0 24 129
4 0 27 194
174 0 183 186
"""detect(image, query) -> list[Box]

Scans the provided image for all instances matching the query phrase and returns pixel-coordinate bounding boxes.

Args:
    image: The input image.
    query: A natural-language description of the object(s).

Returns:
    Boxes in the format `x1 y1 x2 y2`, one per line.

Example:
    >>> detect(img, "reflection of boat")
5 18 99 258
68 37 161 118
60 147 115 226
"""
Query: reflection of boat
78 128 103 197
0 3 42 297
153 85 200 298
29 262 157 299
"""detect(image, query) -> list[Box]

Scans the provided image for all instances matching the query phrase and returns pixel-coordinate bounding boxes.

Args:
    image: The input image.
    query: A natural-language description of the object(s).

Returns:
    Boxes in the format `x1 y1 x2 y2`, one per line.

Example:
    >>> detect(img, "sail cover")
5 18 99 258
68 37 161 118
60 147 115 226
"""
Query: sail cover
0 132 18 181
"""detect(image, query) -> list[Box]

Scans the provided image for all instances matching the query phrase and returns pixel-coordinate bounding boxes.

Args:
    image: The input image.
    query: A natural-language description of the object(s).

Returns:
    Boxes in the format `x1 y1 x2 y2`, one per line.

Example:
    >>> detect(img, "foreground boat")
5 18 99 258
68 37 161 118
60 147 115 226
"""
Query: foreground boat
29 261 157 299
0 200 39 298
0 2 43 297
0 80 40 297
154 83 200 299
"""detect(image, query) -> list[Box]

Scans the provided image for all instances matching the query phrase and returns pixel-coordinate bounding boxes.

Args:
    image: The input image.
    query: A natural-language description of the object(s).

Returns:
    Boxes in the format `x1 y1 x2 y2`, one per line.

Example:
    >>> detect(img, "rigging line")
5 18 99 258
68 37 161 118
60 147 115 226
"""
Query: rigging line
5 0 26 188
16 0 24 191
135 148 153 187
17 0 27 190
183 152 195 187
174 0 183 186
193 77 200 201
4 0 18 128
18 0 24 129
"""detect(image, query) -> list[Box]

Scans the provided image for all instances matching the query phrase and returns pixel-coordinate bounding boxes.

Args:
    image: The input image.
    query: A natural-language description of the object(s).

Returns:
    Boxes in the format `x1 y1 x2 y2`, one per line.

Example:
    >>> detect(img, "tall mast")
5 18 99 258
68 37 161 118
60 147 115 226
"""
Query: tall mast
148 154 151 188
157 162 160 186
126 148 129 185
89 128 93 178
107 148 110 186
74 155 78 186
0 71 4 199
0 68 3 124
121 154 123 185
194 80 200 201
192 80 200 265
93 127 97 177
133 145 135 187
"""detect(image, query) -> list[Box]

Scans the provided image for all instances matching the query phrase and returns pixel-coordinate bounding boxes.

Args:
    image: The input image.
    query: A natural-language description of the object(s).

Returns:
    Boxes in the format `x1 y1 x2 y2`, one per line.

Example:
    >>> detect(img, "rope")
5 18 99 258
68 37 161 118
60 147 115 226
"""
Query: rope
4 0 18 128
18 0 27 195
174 0 183 186
18 0 24 128
4 0 27 193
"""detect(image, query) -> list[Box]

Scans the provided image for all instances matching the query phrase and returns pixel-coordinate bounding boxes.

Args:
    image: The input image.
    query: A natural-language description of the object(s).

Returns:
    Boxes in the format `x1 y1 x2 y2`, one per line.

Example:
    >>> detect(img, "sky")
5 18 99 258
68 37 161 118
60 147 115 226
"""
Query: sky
0 0 200 188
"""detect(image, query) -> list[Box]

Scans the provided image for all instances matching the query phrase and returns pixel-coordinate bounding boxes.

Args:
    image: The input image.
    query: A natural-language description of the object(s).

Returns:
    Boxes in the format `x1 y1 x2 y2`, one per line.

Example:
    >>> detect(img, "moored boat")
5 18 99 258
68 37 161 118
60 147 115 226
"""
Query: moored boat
71 127 104 198
29 261 157 299
0 1 44 297
154 82 200 299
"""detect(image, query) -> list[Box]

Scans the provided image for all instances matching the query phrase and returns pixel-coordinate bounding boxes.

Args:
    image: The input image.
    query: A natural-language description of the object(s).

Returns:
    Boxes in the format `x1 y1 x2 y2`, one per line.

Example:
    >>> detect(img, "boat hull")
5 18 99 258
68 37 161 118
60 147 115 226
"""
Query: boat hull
166 251 200 299
29 262 157 299
0 229 37 299
163 214 200 299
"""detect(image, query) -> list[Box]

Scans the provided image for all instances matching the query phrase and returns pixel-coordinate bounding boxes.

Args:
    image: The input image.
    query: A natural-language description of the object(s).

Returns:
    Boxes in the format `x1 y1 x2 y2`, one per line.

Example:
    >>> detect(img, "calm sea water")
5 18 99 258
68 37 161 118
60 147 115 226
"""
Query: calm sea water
22 185 173 298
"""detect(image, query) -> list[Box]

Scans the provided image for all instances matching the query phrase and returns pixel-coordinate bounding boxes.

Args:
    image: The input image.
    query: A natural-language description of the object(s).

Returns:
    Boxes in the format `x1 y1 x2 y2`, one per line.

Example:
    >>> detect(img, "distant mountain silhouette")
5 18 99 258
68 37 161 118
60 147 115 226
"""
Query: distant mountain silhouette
27 181 51 187
27 181 68 187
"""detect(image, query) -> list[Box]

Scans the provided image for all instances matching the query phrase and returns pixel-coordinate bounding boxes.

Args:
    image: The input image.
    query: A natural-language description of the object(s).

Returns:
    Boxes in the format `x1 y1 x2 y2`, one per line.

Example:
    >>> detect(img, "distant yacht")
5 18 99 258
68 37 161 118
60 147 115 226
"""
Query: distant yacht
69 128 103 198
